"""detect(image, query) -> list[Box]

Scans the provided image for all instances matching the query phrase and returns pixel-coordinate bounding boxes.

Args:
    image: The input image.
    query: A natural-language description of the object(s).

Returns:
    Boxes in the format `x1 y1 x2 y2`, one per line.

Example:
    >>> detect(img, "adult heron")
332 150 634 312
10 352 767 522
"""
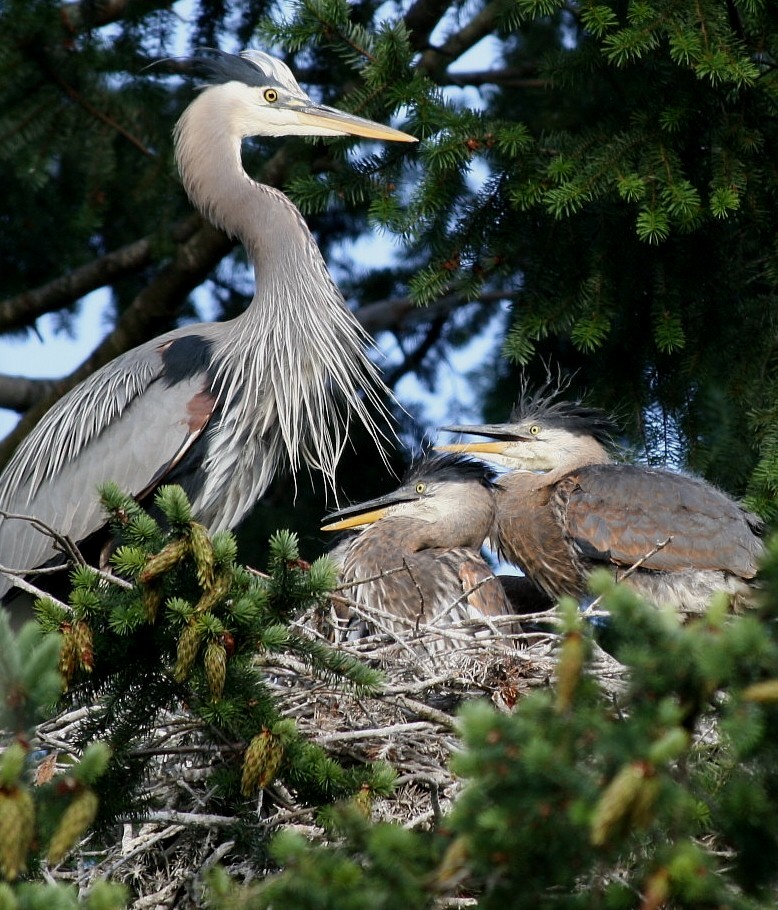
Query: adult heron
0 49 415 599
438 387 764 614
321 453 519 653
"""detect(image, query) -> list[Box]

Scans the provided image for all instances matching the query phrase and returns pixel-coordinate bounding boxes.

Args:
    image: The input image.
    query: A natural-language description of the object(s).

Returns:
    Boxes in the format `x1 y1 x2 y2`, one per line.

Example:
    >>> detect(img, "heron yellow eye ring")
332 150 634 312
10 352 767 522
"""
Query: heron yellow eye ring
263 88 279 103
529 424 541 436
415 482 426 494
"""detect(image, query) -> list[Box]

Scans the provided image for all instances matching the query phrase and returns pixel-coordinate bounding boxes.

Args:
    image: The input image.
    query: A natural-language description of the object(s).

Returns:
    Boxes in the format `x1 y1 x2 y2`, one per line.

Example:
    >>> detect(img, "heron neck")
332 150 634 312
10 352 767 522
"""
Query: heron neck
355 500 495 558
172 90 390 488
538 443 612 484
174 97 326 281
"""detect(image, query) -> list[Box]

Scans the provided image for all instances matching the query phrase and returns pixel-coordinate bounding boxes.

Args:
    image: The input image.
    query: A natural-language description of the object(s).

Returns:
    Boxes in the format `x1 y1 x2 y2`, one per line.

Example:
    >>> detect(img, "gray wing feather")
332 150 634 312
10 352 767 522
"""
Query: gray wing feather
560 464 763 578
0 334 213 594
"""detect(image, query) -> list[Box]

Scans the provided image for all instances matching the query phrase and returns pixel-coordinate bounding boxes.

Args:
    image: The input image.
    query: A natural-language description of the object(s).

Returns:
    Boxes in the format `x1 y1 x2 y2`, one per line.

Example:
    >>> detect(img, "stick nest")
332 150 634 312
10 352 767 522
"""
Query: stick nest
30 602 626 909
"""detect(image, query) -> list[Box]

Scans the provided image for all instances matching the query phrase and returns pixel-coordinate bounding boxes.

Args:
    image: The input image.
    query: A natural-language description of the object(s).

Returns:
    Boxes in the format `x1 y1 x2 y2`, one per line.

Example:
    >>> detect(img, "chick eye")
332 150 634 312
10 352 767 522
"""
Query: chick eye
529 424 541 436
415 482 426 494
263 88 279 103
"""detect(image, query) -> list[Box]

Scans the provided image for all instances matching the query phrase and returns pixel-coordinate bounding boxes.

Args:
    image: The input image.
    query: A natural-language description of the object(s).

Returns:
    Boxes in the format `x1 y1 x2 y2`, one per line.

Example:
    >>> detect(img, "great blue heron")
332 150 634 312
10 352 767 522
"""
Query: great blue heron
0 49 415 599
320 453 519 653
438 388 764 614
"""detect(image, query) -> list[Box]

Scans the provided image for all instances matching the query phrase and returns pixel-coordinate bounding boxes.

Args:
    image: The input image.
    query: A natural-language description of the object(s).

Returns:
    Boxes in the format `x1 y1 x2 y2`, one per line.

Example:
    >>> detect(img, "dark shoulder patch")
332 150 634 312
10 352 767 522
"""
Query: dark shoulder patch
159 335 214 386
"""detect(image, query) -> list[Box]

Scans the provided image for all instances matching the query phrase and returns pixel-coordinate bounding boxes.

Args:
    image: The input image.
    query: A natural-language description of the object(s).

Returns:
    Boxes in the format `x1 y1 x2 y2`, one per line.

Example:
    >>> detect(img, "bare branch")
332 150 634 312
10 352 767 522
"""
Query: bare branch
0 375 59 413
0 570 70 611
0 508 85 566
143 810 236 827
60 0 175 31
418 0 503 80
356 287 513 335
441 67 547 89
582 537 674 614
0 217 199 335
314 720 439 744
403 0 453 51
385 313 446 386
0 219 233 469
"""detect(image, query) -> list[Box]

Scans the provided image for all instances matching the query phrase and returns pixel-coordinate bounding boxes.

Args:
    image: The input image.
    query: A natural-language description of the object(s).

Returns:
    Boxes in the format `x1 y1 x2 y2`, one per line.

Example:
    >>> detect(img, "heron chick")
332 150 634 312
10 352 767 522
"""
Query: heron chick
0 49 415 599
321 454 519 653
439 388 764 615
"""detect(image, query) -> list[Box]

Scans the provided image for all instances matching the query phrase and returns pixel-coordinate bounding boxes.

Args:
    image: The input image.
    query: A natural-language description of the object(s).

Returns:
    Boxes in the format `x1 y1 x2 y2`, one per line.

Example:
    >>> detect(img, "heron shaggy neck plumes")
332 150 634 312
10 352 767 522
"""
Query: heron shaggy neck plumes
0 49 412 599
173 75 392 496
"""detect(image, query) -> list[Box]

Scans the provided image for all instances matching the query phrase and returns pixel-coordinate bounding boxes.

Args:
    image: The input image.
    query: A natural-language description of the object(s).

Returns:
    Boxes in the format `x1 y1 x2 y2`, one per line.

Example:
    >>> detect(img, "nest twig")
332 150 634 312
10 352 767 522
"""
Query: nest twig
22 591 626 909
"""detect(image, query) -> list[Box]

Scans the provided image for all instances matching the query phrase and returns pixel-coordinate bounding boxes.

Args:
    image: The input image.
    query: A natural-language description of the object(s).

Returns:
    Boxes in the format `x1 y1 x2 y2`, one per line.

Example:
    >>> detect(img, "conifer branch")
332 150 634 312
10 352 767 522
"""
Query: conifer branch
49 71 155 157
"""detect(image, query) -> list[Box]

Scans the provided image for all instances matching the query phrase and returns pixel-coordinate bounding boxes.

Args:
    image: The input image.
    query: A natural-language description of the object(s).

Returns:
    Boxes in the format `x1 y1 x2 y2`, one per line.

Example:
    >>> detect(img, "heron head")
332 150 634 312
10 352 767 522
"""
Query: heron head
321 454 497 541
192 49 417 143
436 398 617 472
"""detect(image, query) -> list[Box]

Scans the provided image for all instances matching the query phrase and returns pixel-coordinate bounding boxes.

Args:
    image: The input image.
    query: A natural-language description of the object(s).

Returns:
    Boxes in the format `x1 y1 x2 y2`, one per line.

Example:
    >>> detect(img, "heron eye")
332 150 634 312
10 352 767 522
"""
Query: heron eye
415 482 426 494
263 88 279 103
529 424 541 436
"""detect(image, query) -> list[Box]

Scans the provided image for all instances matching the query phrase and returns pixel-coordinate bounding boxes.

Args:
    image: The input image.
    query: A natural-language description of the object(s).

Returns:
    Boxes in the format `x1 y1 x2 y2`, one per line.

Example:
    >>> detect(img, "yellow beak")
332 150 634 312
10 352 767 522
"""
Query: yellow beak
321 506 389 532
435 441 511 457
297 106 417 143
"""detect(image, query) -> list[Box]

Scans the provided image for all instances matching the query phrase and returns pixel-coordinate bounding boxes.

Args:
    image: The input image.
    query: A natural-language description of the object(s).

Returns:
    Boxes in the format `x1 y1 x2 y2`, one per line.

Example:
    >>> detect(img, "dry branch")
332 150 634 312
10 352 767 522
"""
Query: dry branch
24 586 598 909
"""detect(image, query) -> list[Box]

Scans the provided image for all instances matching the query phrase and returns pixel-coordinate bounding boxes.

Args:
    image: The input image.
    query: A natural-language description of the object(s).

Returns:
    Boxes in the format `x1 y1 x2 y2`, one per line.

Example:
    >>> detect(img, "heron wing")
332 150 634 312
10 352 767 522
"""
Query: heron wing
558 464 763 577
457 555 515 619
0 329 218 590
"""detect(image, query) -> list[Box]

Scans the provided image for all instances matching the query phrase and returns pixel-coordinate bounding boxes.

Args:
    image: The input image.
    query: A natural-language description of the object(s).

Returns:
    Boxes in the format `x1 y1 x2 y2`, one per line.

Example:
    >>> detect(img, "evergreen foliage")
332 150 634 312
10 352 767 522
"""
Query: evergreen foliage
33 484 387 829
3 1 778 906
0 613 125 907
3 0 778 518
204 559 778 910
7 503 778 906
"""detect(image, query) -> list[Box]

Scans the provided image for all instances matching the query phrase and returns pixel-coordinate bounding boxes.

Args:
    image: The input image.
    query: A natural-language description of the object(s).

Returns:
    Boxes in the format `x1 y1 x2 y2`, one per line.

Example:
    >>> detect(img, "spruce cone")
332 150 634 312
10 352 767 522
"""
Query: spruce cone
591 761 656 846
204 639 227 700
139 537 190 584
142 582 163 623
0 788 34 880
174 621 203 683
354 783 374 818
628 765 660 829
743 679 778 702
189 522 215 589
556 630 584 712
642 868 670 910
193 572 232 615
48 789 99 864
72 620 94 672
241 730 284 796
58 628 79 684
